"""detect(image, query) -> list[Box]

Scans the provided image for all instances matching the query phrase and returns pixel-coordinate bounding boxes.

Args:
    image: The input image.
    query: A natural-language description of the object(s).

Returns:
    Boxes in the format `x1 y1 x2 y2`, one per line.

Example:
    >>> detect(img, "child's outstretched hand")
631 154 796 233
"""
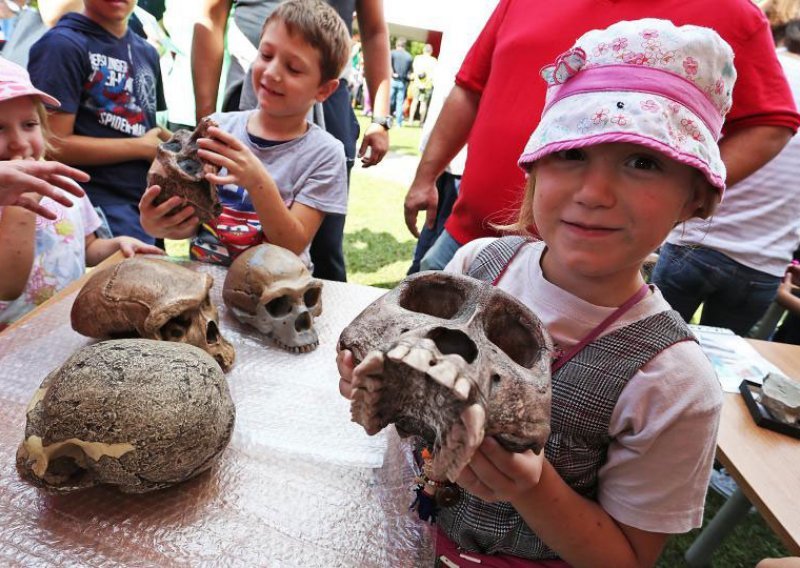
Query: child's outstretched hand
336 348 356 399
456 437 544 504
116 236 165 258
197 126 266 190
139 185 199 239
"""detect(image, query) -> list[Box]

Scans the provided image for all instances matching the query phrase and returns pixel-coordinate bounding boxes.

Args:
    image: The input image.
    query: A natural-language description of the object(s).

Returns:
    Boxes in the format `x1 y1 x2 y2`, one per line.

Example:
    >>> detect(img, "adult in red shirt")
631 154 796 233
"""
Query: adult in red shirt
404 0 800 270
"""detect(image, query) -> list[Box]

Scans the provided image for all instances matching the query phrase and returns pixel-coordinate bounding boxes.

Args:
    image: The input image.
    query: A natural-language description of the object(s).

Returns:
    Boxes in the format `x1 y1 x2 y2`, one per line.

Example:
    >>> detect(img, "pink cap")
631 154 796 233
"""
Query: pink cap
0 56 60 107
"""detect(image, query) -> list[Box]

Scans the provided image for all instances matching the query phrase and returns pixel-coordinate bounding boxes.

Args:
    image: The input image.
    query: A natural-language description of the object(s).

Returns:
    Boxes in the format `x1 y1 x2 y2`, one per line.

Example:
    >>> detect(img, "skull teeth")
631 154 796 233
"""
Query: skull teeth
271 337 319 353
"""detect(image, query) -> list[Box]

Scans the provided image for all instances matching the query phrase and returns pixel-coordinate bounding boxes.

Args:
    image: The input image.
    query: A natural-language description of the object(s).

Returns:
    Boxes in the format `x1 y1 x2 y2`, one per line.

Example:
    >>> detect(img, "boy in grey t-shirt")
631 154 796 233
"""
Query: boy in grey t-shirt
139 0 349 267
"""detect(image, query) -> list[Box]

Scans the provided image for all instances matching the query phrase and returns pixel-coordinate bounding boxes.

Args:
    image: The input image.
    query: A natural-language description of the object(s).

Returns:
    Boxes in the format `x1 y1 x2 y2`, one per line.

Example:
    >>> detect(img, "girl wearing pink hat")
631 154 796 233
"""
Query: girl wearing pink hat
340 18 733 568
0 57 162 330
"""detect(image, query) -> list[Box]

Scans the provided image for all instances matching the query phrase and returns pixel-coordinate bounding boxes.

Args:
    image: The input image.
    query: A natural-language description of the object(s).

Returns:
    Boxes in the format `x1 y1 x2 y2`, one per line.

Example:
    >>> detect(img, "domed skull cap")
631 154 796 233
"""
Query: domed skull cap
71 257 236 371
147 117 222 225
16 339 235 494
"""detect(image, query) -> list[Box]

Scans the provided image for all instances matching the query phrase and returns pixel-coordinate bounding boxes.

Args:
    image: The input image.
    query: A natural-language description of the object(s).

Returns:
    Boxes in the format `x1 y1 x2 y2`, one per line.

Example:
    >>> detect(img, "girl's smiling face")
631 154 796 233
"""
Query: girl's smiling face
531 142 704 298
0 96 45 161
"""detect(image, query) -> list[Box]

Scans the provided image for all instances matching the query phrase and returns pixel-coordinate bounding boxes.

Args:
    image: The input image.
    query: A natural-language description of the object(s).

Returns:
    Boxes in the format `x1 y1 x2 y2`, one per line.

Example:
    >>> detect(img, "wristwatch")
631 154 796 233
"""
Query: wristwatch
371 115 393 130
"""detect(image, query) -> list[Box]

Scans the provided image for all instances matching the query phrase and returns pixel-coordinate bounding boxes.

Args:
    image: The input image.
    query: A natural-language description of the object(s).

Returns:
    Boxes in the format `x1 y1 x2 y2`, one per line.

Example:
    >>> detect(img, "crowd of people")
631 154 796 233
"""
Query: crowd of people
2 0 800 566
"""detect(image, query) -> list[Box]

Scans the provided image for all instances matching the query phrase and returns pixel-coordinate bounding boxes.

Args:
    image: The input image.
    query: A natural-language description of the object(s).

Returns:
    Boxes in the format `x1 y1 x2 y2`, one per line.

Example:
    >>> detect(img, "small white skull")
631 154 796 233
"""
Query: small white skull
222 244 323 353
339 271 552 481
71 257 236 371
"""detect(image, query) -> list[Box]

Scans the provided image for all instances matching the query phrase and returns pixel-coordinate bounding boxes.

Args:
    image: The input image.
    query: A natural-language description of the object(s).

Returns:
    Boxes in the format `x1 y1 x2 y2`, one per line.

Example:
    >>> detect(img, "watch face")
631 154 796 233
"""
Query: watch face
373 116 392 129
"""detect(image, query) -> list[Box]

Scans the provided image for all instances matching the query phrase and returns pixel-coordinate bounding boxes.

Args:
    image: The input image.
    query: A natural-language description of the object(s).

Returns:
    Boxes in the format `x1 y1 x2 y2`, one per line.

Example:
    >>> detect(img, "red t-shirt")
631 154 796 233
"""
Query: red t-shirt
446 0 800 245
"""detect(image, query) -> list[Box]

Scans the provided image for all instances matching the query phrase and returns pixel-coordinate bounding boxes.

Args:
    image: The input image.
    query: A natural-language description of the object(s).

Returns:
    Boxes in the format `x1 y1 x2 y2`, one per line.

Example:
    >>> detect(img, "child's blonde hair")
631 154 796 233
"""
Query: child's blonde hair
33 98 54 158
262 0 351 84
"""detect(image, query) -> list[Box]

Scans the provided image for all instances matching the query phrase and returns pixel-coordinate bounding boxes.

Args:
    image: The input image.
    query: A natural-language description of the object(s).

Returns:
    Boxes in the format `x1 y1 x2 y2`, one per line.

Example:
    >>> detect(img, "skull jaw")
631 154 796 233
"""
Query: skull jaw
231 306 320 353
351 345 487 482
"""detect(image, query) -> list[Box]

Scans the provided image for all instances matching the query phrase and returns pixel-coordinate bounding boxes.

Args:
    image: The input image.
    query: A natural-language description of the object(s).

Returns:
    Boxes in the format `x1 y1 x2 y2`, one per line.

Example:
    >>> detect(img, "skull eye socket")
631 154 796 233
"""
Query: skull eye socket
163 140 182 152
399 277 466 319
483 299 543 368
304 287 321 308
162 314 192 340
178 159 202 176
265 295 292 317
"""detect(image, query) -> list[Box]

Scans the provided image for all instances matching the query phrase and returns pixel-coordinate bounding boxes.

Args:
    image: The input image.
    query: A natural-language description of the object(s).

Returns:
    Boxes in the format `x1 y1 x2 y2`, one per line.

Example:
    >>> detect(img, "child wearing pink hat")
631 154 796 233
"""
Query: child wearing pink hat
339 18 732 567
0 57 162 330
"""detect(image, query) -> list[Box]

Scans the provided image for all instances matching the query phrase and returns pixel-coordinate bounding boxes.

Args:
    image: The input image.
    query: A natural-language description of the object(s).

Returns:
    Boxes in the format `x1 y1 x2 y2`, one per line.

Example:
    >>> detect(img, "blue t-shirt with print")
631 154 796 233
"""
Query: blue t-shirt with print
28 13 165 207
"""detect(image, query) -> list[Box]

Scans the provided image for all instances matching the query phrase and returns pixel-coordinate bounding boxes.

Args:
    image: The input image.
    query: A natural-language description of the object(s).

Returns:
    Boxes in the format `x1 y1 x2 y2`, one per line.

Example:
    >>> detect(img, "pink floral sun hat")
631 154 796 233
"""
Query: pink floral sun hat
0 56 60 107
518 18 736 194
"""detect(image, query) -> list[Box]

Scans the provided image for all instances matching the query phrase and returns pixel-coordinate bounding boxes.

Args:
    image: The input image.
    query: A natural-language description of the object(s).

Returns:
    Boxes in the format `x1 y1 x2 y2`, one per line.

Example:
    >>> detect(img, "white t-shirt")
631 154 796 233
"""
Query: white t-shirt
446 238 723 533
666 51 800 277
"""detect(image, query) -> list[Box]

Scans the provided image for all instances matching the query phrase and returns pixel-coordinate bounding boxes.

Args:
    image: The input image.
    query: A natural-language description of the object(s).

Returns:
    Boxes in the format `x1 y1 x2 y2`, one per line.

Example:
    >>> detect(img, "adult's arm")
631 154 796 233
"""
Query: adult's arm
719 125 793 187
355 0 391 167
403 84 480 237
47 112 163 165
38 0 83 28
192 0 233 122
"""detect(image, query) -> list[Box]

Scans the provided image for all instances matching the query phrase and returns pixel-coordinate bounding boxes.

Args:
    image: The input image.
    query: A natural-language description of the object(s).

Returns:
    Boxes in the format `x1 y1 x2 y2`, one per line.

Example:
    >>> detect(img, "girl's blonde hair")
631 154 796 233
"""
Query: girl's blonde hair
33 98 54 158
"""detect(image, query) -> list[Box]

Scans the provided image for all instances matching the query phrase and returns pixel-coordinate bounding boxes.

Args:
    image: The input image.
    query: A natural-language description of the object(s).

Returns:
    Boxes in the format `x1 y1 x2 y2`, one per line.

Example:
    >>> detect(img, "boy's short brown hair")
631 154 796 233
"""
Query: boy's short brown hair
262 0 351 84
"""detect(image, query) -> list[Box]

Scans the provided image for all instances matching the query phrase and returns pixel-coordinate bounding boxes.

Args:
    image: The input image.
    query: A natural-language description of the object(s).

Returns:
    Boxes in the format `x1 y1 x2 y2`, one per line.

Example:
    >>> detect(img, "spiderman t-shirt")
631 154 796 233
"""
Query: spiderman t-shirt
29 13 165 208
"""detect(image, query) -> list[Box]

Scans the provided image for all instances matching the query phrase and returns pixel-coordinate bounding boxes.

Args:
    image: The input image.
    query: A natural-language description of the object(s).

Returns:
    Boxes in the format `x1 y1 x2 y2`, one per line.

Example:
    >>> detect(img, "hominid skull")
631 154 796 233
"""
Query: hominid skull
17 339 235 494
223 244 322 353
338 271 552 482
71 257 235 371
147 117 222 224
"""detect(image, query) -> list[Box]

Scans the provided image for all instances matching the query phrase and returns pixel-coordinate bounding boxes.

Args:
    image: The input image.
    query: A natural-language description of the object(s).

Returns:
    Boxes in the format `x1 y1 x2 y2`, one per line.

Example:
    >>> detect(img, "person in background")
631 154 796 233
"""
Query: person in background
0 58 161 331
407 43 436 126
192 0 391 282
27 0 169 244
403 0 800 273
651 11 800 335
389 36 412 127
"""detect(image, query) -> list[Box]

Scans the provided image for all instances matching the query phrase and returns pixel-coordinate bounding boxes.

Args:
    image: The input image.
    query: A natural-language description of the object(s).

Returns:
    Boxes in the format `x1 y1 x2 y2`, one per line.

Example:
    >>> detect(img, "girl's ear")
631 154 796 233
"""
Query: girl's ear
315 78 340 102
681 175 718 221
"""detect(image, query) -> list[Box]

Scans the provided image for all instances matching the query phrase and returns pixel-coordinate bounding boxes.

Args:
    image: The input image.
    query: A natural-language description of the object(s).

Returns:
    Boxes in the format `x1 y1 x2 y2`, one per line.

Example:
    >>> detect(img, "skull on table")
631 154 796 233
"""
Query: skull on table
16 339 235 494
71 257 235 371
147 117 222 224
339 271 552 481
223 244 322 353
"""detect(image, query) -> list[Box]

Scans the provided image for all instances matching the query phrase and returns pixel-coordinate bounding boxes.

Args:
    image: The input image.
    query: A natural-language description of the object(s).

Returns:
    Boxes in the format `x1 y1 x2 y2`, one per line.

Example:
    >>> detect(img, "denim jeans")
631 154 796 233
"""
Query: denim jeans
390 79 408 125
408 173 461 274
651 243 780 335
419 228 462 272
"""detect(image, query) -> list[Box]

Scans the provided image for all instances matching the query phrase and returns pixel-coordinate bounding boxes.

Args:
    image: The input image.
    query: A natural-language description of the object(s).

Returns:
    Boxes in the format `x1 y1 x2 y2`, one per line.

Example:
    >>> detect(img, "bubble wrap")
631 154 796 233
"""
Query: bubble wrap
0 260 435 567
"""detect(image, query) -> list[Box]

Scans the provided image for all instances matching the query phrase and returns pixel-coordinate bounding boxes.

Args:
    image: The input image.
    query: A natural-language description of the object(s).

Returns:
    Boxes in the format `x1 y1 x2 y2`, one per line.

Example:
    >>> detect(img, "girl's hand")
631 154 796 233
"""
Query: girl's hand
116 236 166 258
139 185 199 239
197 126 265 190
336 348 356 399
455 437 544 504
0 160 88 219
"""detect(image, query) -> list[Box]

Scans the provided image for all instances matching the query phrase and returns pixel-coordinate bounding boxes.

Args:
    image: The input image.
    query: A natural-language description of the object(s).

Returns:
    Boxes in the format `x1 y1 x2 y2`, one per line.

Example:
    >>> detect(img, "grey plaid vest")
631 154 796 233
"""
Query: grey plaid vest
437 237 695 560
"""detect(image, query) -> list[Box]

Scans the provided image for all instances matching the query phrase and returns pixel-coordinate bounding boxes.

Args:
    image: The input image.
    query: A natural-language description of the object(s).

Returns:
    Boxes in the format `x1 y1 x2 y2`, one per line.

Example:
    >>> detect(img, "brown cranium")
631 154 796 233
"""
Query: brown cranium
338 271 552 482
16 339 235 494
147 117 222 225
223 244 323 353
71 257 236 371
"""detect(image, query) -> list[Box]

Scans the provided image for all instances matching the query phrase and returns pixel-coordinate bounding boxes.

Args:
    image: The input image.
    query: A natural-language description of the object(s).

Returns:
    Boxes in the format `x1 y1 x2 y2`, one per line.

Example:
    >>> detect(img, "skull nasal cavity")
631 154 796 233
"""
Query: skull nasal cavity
427 327 477 363
295 312 311 331
206 320 220 344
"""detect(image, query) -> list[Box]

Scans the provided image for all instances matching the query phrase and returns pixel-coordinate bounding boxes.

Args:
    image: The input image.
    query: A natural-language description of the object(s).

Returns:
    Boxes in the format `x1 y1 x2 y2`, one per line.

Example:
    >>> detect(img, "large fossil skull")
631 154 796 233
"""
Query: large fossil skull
223 244 323 353
71 257 235 371
16 339 235 494
339 271 552 481
147 117 222 224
